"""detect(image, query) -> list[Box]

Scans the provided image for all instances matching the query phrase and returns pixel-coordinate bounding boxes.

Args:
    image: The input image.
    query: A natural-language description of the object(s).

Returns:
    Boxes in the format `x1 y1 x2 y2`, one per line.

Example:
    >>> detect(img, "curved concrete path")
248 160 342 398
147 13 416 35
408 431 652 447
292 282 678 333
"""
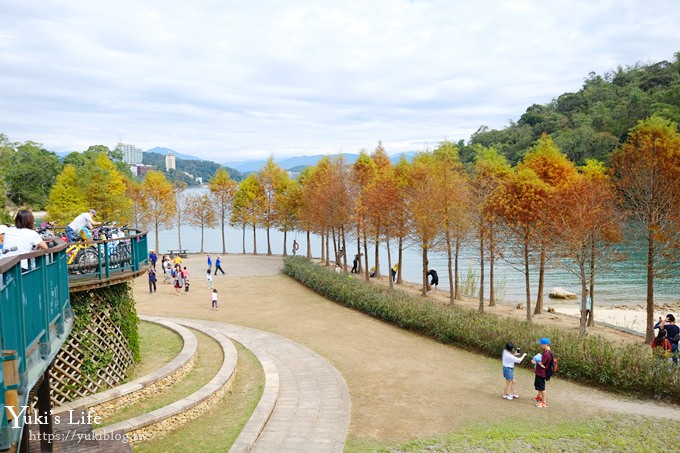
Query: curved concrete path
169 317 351 453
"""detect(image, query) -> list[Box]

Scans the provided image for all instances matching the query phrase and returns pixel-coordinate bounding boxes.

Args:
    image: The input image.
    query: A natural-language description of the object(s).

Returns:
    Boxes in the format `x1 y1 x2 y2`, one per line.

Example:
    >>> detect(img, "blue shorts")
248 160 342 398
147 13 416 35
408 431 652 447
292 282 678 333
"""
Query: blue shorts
503 366 514 381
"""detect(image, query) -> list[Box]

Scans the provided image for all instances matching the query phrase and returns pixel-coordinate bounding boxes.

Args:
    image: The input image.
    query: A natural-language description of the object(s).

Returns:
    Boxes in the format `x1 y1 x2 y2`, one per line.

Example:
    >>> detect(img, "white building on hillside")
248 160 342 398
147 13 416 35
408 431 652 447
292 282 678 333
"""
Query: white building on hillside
115 142 144 165
165 152 176 171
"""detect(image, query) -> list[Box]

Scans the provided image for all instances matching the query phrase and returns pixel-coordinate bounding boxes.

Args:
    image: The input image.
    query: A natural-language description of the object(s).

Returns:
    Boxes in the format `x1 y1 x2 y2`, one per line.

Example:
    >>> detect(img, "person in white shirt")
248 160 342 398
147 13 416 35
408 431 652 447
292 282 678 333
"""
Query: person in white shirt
2 210 48 269
502 342 527 400
66 209 100 242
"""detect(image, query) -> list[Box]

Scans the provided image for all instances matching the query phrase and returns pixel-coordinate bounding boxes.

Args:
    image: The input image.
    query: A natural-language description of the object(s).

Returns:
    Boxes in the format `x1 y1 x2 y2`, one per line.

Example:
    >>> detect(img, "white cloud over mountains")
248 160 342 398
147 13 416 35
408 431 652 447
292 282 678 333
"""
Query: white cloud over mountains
1 0 678 161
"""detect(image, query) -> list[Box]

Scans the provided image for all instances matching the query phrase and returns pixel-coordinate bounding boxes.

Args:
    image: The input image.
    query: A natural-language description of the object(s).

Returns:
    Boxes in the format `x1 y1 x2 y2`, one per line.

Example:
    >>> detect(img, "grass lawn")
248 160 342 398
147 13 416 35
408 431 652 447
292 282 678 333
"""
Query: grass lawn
127 321 183 380
101 329 222 426
135 341 264 452
346 415 680 452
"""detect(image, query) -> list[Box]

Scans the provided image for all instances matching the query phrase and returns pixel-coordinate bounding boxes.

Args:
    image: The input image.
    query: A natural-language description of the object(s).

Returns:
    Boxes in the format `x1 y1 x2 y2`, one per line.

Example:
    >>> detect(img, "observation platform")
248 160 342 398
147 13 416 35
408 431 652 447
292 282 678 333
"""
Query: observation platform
0 229 148 452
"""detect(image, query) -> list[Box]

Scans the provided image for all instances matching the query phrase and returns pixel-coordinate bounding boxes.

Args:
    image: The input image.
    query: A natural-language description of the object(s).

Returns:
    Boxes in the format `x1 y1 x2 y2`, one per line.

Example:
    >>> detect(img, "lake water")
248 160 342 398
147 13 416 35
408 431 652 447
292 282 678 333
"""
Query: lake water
151 189 680 307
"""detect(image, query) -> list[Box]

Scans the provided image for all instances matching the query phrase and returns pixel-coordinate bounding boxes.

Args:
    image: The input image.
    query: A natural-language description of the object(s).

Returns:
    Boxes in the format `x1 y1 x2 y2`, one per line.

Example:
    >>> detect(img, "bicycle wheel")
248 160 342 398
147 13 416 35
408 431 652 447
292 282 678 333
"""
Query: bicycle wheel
77 248 99 273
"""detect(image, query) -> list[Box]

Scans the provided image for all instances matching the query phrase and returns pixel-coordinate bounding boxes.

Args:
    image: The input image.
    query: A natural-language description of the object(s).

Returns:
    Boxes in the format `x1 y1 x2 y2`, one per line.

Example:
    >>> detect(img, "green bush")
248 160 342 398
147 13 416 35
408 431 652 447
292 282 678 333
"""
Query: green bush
284 256 680 402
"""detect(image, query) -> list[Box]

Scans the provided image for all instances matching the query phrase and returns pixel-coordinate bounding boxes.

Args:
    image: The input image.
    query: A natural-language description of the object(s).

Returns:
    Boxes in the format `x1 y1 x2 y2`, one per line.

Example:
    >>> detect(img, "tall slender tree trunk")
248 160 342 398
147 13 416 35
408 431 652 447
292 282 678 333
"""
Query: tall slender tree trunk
283 229 288 256
155 221 160 254
646 227 655 343
266 227 272 255
332 227 338 264
356 225 362 273
363 231 369 282
320 231 325 263
422 240 429 297
200 224 204 253
445 230 454 305
241 224 246 254
524 232 532 322
306 230 312 259
579 255 587 337
587 236 595 327
454 236 461 301
479 224 485 312
373 228 381 278
177 211 182 250
397 236 403 284
489 222 496 306
341 225 347 272
534 244 546 315
387 236 393 290
252 224 257 255
222 214 227 254
325 230 330 266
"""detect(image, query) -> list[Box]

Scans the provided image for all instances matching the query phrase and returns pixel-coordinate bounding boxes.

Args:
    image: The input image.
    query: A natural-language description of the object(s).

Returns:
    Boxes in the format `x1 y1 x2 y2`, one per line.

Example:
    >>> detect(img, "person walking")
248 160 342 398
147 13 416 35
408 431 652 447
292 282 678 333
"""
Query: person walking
214 255 225 275
149 250 158 269
161 255 168 276
206 269 213 289
173 265 184 296
207 254 212 272
211 289 219 310
351 254 359 273
533 337 553 408
147 265 157 293
427 269 439 292
163 260 172 283
502 342 527 400
391 263 399 282
585 289 592 323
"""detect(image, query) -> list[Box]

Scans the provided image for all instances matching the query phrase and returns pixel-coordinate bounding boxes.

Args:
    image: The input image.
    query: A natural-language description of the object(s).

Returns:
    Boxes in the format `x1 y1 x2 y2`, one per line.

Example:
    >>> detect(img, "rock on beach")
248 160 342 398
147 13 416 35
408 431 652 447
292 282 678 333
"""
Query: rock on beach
548 287 578 300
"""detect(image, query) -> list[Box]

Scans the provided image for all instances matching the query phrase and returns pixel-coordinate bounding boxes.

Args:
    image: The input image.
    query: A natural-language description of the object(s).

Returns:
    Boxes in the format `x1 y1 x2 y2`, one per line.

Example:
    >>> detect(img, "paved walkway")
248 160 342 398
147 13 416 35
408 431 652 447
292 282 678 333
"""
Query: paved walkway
171 317 351 453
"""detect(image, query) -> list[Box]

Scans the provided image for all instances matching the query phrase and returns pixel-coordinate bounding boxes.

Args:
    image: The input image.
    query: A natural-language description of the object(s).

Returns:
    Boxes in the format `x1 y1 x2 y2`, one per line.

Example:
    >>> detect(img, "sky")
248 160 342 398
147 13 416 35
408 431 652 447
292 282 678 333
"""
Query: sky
1 1 679 163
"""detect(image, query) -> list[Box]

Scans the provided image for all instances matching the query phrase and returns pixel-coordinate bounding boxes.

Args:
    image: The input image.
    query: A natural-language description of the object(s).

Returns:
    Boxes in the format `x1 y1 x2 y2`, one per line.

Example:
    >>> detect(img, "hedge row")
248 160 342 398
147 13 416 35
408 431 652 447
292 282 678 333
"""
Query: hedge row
283 256 680 403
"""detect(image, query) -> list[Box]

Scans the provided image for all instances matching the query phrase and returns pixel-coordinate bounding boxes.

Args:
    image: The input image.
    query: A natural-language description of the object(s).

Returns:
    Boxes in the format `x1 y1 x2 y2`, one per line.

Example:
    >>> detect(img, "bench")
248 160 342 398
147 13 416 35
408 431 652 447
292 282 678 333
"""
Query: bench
167 249 188 259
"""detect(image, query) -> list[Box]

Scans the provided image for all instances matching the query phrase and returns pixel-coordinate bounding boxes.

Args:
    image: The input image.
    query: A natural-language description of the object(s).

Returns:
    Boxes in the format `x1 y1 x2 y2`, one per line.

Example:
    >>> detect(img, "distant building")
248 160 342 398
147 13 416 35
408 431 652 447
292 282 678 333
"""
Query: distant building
131 164 154 177
116 141 144 165
165 152 176 171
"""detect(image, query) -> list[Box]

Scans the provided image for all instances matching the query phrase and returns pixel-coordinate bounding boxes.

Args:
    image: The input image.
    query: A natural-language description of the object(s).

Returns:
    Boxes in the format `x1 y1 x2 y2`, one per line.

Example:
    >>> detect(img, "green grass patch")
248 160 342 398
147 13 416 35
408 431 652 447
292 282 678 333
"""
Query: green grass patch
99 329 222 426
283 256 680 403
127 321 183 380
349 416 680 452
135 341 265 452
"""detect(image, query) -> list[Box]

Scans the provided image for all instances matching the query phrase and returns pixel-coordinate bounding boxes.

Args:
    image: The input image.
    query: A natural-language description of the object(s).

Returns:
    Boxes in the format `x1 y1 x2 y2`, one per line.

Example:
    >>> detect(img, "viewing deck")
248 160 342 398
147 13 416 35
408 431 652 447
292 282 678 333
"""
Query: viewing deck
0 229 148 451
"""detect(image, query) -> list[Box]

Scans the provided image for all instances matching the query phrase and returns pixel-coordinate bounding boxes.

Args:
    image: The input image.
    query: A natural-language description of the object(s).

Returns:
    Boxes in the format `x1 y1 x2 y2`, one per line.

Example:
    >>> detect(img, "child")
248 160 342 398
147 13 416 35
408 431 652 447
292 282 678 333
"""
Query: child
206 268 213 289
211 289 218 310
184 276 190 295
502 342 527 400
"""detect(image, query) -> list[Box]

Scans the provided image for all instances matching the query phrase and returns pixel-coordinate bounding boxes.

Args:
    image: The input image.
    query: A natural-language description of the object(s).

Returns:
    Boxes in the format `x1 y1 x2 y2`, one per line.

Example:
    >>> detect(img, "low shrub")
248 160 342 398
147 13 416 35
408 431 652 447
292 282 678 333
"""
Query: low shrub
284 256 680 402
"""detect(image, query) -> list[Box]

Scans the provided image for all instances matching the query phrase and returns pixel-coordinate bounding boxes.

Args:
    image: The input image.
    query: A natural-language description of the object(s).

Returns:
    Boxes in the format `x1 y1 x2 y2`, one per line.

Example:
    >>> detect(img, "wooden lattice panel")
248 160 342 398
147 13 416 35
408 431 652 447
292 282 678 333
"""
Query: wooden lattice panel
48 308 135 406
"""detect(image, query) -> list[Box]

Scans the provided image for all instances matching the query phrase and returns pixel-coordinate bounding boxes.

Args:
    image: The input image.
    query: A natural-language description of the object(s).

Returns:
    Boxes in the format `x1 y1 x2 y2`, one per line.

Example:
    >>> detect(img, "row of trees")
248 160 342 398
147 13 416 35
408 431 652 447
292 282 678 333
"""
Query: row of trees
120 117 674 344
42 116 680 341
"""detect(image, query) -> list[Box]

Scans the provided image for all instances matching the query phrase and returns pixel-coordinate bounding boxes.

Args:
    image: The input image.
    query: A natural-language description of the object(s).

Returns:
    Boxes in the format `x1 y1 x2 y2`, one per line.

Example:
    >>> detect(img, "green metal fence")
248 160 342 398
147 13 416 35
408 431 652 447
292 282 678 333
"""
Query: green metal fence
0 242 72 451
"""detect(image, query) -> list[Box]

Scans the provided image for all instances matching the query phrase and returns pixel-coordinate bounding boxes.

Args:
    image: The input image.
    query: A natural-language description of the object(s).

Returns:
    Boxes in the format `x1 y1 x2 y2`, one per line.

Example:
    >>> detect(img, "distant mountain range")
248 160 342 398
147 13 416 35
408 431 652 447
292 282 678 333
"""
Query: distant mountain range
145 146 200 161
225 151 417 173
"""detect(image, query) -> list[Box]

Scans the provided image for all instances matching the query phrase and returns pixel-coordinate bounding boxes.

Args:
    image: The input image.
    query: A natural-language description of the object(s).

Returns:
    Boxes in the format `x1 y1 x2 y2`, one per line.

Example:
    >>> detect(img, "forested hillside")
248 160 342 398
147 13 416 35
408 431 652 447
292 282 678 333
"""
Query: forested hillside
142 152 243 183
466 52 680 165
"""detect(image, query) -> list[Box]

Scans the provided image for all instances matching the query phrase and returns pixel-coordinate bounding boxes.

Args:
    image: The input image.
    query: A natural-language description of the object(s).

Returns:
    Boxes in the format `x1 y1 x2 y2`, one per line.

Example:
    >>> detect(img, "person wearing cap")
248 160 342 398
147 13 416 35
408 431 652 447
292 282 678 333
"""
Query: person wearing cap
532 337 553 408
65 209 100 242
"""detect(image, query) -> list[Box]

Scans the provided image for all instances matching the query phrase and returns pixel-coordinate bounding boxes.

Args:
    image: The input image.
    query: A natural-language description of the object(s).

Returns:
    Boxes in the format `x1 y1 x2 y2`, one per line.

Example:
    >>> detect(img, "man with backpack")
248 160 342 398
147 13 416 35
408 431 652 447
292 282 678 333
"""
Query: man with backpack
532 337 553 408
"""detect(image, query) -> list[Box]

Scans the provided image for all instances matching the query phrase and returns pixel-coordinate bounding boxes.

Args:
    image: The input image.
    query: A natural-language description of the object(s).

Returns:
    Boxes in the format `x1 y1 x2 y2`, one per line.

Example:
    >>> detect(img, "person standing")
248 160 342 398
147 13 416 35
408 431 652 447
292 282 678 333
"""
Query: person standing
149 250 158 269
533 337 553 408
161 255 168 276
214 255 225 275
147 265 157 293
502 342 527 400
206 269 213 289
655 314 679 365
585 289 592 323
427 269 439 292
292 239 299 256
391 263 399 282
207 254 212 273
173 265 184 296
351 254 359 273
211 289 219 310
65 210 100 242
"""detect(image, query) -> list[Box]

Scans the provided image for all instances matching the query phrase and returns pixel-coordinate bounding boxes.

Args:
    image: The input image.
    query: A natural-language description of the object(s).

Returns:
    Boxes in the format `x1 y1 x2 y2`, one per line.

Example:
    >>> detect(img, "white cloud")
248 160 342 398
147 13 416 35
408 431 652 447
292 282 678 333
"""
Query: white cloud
0 0 678 162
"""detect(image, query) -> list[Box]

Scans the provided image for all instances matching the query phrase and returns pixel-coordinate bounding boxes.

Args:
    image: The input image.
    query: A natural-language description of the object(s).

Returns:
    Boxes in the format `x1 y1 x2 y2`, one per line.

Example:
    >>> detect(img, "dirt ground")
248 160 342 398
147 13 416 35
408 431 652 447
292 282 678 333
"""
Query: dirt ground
134 254 680 444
